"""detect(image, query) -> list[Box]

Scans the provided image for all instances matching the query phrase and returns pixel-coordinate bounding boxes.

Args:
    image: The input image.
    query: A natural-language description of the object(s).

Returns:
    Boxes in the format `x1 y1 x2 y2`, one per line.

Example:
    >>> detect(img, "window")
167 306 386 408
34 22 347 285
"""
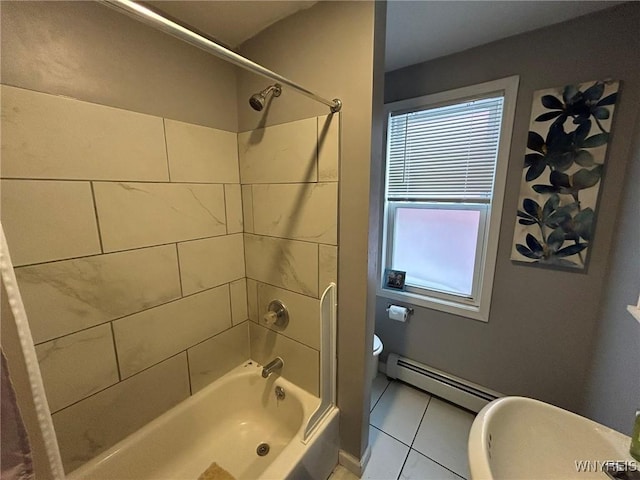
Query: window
380 77 519 321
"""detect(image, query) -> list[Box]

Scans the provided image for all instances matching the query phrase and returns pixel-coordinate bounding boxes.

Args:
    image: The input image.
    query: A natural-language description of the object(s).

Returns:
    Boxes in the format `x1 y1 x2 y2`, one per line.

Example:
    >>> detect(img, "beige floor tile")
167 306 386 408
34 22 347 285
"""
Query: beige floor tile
400 450 463 480
370 373 390 412
362 427 409 480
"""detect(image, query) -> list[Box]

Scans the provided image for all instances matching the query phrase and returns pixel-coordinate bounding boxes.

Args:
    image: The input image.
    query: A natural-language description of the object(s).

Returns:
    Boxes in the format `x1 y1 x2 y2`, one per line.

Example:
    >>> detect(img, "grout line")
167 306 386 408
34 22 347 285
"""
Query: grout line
252 321 319 353
223 184 229 234
396 446 412 480
185 348 193 396
175 243 184 297
109 321 123 382
89 181 105 254
0 177 240 185
162 118 172 182
370 377 391 413
410 395 431 448
415 449 467 480
247 276 321 302
244 231 337 248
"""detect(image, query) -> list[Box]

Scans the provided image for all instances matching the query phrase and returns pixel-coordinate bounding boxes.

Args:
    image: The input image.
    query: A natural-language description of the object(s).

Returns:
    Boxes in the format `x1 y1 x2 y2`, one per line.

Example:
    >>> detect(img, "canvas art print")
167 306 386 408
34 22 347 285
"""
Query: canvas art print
511 79 619 269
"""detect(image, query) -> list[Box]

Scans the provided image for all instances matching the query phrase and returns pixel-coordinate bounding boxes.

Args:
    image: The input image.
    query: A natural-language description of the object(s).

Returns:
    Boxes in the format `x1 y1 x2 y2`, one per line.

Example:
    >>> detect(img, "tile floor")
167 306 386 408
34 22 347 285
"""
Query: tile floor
329 374 476 480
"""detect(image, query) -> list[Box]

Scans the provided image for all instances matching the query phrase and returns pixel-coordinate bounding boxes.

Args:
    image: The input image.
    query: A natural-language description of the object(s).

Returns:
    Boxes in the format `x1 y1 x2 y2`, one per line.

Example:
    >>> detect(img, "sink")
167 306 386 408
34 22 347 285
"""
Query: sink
468 396 635 479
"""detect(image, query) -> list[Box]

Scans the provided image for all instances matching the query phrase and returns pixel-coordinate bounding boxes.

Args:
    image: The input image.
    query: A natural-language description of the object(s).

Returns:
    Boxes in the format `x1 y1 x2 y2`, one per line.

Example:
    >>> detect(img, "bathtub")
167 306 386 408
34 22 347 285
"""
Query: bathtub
67 361 340 480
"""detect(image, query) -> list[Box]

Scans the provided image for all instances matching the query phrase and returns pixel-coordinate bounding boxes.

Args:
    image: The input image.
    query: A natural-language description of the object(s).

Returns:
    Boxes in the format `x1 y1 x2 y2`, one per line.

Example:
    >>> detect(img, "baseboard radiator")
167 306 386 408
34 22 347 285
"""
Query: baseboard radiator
385 353 502 413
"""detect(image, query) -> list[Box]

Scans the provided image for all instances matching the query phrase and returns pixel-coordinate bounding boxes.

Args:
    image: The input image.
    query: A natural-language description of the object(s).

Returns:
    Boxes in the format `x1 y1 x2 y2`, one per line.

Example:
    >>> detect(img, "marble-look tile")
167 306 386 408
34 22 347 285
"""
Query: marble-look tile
35 324 118 413
0 85 168 181
252 183 337 244
93 182 226 252
238 117 317 184
400 450 463 480
224 184 243 234
188 322 249 393
244 234 318 297
249 322 319 396
177 234 245 295
247 278 259 322
1 180 101 266
52 354 189 473
16 245 181 344
256 282 320 350
412 398 475 479
113 285 232 378
165 119 238 183
319 245 338 292
229 278 248 325
370 382 430 445
241 185 254 233
362 427 410 480
318 115 339 182
370 373 390 412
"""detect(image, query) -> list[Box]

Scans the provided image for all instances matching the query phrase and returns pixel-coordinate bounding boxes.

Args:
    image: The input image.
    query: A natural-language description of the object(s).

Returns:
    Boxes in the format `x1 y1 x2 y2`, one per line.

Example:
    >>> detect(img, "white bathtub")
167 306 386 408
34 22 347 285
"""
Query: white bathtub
67 361 340 480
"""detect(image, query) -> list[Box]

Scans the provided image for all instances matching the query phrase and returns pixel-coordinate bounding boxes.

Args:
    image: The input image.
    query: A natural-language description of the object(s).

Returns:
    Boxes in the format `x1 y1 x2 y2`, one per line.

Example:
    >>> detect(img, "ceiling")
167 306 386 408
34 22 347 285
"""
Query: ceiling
145 1 623 71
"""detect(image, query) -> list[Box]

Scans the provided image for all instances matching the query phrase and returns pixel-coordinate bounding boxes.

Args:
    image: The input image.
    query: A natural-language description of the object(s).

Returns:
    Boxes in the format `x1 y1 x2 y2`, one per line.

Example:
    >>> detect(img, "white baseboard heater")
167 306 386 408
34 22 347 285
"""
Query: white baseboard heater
385 353 502 413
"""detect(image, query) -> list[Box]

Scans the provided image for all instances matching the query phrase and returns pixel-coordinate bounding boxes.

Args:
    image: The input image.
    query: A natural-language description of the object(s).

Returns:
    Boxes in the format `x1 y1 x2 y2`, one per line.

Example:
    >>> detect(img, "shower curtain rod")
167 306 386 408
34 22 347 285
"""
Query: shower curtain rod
102 0 342 113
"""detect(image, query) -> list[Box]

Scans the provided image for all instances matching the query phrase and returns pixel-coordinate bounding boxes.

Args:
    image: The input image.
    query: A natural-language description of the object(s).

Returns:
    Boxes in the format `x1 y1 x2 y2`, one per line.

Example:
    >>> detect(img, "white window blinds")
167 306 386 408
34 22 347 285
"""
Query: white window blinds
387 96 504 202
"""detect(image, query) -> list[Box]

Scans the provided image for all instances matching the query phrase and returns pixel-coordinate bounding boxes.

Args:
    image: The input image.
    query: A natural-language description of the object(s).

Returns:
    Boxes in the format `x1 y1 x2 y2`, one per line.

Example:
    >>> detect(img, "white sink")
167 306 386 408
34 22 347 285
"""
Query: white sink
468 396 635 479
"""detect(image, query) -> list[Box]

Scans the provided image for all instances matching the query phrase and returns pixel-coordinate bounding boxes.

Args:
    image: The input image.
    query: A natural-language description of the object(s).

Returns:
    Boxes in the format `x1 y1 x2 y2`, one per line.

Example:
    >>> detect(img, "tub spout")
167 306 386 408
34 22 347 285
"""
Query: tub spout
261 357 283 378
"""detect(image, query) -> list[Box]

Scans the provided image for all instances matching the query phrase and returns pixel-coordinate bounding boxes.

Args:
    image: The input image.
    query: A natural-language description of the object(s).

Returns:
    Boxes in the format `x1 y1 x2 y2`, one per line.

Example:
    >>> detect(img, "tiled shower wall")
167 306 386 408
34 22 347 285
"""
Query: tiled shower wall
0 85 250 471
240 116 339 397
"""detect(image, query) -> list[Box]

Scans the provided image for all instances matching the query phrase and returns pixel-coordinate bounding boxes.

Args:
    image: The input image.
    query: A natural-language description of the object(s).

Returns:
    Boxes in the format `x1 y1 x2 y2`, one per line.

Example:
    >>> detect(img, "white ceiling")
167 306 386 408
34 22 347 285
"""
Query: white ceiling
385 1 624 72
146 1 317 48
145 1 623 70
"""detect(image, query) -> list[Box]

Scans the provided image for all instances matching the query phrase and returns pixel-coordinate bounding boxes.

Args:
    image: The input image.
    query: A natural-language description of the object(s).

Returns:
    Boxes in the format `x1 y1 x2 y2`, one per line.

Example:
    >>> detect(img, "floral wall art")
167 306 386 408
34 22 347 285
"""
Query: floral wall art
511 80 619 269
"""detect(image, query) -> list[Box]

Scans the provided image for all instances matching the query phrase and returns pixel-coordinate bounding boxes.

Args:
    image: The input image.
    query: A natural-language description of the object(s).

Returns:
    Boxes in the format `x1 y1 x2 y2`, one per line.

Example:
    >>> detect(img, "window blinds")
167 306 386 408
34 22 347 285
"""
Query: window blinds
387 96 504 202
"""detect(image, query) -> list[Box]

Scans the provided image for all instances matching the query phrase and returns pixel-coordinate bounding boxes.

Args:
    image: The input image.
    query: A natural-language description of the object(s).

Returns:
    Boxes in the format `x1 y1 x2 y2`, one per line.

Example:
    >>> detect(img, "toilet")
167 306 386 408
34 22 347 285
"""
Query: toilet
371 334 383 382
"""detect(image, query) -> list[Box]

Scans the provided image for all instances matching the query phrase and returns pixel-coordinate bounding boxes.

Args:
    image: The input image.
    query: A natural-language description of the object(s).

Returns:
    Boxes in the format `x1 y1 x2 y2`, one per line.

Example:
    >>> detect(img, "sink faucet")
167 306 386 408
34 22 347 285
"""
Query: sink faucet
261 357 284 378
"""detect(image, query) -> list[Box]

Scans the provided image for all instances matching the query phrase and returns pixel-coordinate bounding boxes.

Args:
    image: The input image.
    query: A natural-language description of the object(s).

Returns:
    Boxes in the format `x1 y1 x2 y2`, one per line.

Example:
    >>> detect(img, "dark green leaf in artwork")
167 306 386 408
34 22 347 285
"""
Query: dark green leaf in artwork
550 171 571 188
574 120 592 143
541 95 564 109
572 166 602 190
527 131 546 153
524 153 543 167
592 107 610 120
518 219 537 226
545 257 578 267
532 184 560 195
516 244 541 260
582 133 609 148
555 243 588 257
574 150 595 167
573 208 595 241
597 92 617 106
526 157 547 181
547 227 565 251
526 233 544 253
535 111 564 122
542 194 560 219
563 85 580 104
522 198 541 219
583 82 605 102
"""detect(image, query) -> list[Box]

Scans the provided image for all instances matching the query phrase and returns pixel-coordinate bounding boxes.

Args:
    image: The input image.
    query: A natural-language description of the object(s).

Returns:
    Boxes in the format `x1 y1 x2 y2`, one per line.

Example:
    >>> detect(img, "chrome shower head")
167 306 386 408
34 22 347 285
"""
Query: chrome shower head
249 84 282 111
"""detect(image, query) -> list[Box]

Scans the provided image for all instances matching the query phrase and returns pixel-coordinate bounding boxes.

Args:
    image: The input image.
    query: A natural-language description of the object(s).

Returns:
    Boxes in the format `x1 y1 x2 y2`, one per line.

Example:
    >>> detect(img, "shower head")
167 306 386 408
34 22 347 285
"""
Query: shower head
249 84 282 111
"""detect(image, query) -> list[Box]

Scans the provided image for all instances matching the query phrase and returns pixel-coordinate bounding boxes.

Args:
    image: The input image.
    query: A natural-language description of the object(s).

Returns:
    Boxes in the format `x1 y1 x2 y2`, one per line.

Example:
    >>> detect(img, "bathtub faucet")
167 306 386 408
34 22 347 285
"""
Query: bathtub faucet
261 357 284 378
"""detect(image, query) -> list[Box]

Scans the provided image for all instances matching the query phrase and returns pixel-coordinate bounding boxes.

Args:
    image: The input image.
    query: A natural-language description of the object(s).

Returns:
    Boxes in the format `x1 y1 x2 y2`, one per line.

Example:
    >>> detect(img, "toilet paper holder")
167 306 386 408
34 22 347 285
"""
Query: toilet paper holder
386 304 414 315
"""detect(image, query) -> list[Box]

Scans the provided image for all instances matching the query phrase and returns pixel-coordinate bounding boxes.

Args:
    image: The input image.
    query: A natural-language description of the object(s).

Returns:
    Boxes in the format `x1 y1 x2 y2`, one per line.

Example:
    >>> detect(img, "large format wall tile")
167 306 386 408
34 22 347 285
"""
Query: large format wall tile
35 324 118 413
256 282 320 350
247 279 259 322
1 180 101 266
52 354 189 473
15 245 181 344
250 322 319 396
113 286 232 378
229 278 248 325
251 183 337 244
238 117 317 184
224 184 243 234
317 115 339 182
319 245 338 293
241 185 254 233
93 182 226 252
164 119 238 183
244 234 318 297
177 234 245 295
188 322 249 393
0 86 168 181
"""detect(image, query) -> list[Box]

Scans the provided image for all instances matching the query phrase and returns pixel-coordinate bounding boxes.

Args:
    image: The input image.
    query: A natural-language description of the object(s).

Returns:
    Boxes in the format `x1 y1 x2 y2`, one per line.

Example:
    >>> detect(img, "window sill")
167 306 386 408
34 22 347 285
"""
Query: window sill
377 286 489 322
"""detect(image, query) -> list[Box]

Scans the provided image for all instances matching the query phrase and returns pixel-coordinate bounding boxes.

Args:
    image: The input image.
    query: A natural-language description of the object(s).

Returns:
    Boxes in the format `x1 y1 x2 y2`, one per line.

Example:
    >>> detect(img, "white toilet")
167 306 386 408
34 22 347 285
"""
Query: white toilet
371 334 383 383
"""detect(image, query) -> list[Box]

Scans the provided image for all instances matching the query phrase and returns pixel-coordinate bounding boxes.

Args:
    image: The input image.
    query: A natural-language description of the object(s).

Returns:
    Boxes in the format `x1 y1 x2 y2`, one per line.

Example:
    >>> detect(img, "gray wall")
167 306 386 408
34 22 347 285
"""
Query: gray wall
1 1 238 131
380 2 640 415
583 123 640 435
237 1 381 459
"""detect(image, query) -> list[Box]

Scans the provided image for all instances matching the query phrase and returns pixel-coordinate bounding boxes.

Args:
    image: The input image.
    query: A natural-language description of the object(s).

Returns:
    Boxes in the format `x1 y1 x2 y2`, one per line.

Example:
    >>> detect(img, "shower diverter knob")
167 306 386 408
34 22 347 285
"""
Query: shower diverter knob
263 300 289 328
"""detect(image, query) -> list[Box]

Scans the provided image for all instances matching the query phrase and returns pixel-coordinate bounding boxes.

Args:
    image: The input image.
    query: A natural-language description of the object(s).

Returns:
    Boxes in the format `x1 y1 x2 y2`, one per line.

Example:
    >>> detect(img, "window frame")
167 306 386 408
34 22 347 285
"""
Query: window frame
378 76 519 322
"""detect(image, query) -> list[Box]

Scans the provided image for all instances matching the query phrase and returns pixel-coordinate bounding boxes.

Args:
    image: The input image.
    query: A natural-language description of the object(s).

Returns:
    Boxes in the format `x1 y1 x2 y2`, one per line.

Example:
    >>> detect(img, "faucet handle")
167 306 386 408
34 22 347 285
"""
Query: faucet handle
263 300 289 328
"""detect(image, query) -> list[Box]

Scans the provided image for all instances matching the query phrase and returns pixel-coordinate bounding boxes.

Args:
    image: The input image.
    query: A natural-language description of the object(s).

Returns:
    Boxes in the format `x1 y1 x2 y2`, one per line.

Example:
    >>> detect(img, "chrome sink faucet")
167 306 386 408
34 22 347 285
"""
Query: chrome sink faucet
261 357 284 378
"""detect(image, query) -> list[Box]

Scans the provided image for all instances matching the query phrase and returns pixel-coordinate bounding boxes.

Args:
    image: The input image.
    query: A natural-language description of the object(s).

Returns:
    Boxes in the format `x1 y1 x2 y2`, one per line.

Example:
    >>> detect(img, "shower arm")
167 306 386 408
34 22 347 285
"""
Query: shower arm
102 0 342 113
